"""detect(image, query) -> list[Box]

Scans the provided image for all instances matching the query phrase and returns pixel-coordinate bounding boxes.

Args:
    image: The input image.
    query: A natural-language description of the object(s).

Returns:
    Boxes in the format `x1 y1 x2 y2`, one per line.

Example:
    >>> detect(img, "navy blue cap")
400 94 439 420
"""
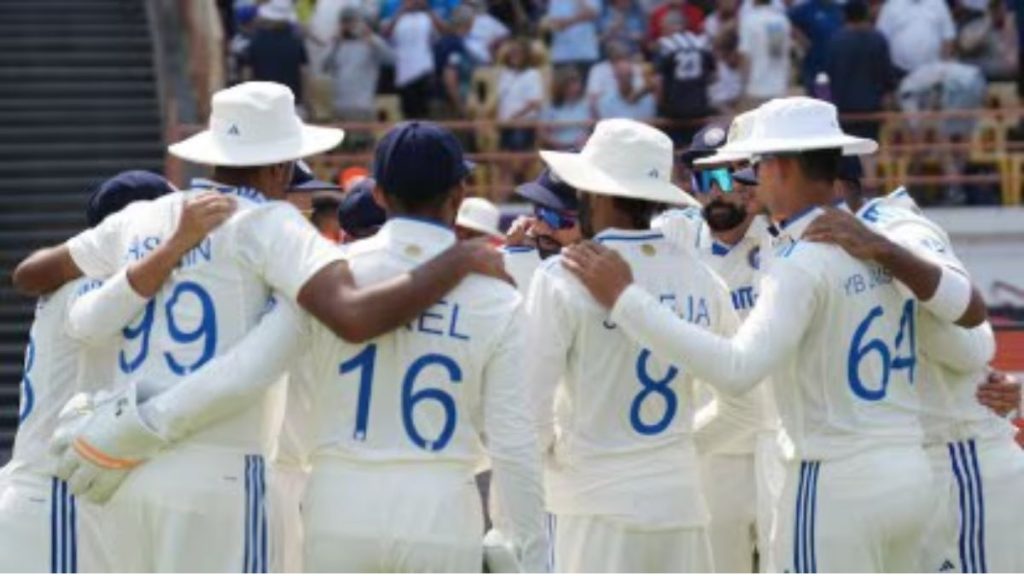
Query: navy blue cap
86 170 174 227
838 156 863 184
373 121 473 203
514 168 579 212
291 160 342 192
679 123 729 165
337 178 386 236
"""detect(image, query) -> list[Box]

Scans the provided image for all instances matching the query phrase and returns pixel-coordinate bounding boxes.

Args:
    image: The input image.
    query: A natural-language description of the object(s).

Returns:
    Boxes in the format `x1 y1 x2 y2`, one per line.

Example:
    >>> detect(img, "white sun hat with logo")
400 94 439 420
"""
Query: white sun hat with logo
694 108 760 166
456 197 505 239
721 97 877 157
539 119 698 206
169 81 344 167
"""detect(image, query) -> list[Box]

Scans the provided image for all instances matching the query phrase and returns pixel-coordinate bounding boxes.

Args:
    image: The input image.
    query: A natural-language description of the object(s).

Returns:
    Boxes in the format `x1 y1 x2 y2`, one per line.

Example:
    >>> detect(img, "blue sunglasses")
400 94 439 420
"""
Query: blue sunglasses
535 205 577 230
691 167 735 195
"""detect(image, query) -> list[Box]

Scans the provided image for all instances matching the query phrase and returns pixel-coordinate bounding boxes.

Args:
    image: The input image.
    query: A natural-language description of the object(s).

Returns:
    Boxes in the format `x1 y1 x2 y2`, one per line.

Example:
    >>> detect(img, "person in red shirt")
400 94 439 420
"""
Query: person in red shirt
647 0 704 44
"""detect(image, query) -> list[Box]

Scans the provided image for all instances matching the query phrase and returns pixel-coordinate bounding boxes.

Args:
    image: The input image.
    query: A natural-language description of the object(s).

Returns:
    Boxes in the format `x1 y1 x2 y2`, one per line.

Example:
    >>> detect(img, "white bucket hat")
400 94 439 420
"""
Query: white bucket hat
723 97 877 157
257 0 298 22
539 119 698 207
694 109 759 167
456 197 505 239
169 82 343 166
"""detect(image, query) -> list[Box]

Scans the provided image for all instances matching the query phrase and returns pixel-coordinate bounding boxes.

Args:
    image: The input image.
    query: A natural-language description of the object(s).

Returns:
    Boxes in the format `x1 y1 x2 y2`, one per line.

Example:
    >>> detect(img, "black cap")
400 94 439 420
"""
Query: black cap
514 168 579 212
86 170 174 227
337 178 386 236
291 160 343 192
679 123 730 165
373 121 473 205
733 166 758 186
311 190 346 213
838 156 864 184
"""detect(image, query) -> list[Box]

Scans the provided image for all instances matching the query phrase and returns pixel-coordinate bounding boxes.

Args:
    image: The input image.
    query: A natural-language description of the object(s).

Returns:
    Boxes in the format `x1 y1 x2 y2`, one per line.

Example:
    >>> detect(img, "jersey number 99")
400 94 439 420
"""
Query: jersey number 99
847 299 916 400
340 344 462 452
120 281 218 376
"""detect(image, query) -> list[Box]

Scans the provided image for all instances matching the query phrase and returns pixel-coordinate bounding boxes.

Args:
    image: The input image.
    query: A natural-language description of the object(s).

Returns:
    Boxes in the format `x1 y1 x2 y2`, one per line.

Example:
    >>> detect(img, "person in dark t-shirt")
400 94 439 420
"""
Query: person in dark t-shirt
655 11 715 146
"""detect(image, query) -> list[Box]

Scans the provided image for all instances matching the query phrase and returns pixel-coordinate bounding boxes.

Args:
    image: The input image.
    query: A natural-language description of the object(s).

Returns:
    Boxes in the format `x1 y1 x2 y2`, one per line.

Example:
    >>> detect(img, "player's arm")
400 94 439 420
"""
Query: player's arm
562 242 815 394
524 265 574 452
803 207 987 328
482 306 548 572
66 193 236 342
12 245 82 296
918 312 995 374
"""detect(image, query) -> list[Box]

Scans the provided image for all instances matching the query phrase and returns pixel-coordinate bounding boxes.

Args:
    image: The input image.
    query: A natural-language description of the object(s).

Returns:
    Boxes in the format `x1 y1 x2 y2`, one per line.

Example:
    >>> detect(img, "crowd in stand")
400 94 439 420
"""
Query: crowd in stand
215 0 1021 203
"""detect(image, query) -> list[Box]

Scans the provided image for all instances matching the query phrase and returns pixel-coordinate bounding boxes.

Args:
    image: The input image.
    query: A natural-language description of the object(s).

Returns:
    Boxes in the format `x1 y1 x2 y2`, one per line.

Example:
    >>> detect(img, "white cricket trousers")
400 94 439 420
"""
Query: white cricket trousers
700 433 785 573
303 457 484 572
773 445 933 573
0 470 106 572
268 462 308 573
550 514 713 573
919 436 1024 572
98 445 271 572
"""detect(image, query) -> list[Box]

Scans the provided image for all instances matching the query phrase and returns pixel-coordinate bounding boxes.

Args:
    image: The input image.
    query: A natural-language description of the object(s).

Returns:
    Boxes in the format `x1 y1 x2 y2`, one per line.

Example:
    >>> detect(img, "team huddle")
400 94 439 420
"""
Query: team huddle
1 80 1023 573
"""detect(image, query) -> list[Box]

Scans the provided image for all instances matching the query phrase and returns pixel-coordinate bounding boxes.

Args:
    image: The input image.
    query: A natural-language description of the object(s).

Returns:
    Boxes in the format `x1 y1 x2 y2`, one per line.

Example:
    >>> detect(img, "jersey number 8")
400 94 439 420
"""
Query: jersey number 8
120 281 218 376
340 344 462 452
847 299 916 400
631 349 680 435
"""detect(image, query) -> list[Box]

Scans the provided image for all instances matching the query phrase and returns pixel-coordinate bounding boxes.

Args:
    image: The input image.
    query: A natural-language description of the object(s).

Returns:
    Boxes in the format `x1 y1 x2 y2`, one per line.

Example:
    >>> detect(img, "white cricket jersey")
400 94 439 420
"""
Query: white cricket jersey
64 180 343 454
502 245 543 297
525 228 739 528
656 209 779 456
611 207 926 462
6 279 117 478
857 193 1011 444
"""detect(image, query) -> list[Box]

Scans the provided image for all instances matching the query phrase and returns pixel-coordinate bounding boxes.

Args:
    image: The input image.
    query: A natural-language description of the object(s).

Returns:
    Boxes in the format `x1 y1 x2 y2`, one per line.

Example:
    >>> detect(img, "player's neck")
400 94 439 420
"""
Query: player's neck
772 181 833 224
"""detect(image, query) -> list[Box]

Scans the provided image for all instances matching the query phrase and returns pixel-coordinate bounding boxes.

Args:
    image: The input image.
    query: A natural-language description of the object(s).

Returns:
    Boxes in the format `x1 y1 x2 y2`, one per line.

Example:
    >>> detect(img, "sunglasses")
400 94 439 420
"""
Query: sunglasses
535 205 577 230
690 167 735 195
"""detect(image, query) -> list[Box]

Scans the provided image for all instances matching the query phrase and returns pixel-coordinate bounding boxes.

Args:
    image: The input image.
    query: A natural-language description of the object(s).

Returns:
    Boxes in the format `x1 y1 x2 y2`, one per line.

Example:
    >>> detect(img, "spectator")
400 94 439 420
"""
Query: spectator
585 40 645 111
738 0 791 107
596 58 656 120
307 0 382 71
227 4 259 86
544 0 603 71
540 67 593 149
323 8 395 121
380 0 460 21
654 11 715 145
384 0 445 118
703 0 739 43
788 0 844 93
434 6 479 117
496 38 544 180
957 0 1019 81
648 0 705 44
464 0 511 64
826 0 893 141
243 0 314 113
875 0 956 77
709 28 744 112
600 0 647 54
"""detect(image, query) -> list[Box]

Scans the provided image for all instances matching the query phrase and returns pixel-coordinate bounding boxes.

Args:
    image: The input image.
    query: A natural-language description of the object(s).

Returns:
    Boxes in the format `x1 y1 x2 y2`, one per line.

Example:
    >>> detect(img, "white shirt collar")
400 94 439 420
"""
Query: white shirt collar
774 205 823 242
375 216 456 262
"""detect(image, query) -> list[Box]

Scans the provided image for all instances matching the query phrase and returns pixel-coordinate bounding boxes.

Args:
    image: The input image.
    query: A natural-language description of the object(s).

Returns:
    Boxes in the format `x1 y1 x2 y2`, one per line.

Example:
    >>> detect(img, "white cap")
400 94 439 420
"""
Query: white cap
456 197 505 239
539 119 698 206
723 97 877 157
169 82 344 166
694 109 760 166
257 0 298 22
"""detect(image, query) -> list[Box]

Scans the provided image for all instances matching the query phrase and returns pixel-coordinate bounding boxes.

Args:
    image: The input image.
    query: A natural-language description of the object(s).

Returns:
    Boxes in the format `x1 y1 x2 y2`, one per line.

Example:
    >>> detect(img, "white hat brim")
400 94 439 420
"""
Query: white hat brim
539 150 698 207
168 124 344 167
727 134 877 157
693 149 752 167
456 219 506 239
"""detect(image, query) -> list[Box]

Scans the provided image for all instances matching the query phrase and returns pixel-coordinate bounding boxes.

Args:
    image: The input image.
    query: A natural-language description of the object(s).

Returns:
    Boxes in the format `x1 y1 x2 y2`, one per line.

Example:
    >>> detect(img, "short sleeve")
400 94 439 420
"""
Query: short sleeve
66 205 133 279
935 0 955 40
233 203 346 301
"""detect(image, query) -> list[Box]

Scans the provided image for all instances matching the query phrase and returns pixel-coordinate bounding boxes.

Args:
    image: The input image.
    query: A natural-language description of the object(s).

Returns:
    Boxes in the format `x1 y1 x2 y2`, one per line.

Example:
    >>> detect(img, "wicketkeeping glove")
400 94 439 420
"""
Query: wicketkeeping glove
483 529 523 573
50 381 167 504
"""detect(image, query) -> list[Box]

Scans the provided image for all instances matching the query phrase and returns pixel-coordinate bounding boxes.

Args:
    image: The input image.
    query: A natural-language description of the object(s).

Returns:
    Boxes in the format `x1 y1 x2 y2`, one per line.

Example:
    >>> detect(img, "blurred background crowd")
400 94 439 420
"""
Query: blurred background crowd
209 0 1022 205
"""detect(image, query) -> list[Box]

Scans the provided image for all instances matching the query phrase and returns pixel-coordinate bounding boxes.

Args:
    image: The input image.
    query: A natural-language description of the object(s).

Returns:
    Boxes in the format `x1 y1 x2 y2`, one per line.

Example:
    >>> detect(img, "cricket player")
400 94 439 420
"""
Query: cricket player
805 188 1024 572
1 171 223 572
528 118 737 572
655 119 784 573
12 82 507 573
561 98 987 572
